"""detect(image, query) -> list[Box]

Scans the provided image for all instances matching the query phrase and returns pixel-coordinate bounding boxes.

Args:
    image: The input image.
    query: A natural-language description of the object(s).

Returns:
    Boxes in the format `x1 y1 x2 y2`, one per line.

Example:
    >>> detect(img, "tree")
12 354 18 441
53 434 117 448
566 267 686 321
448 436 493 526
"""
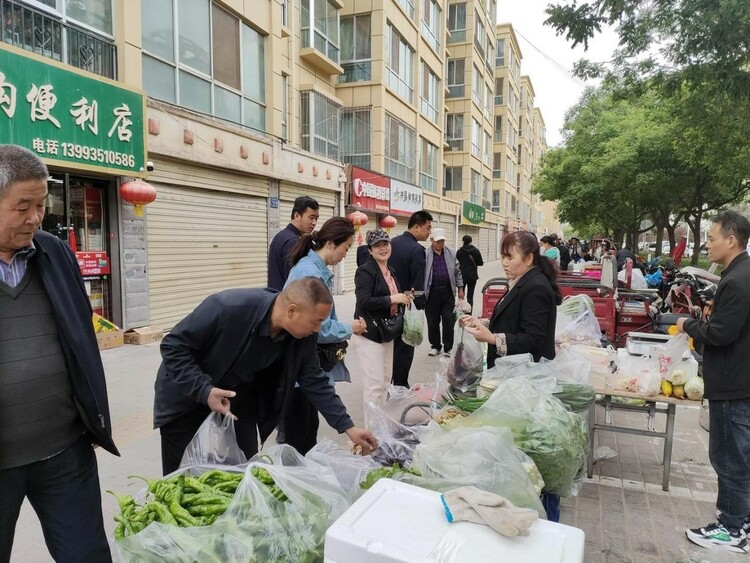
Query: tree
544 0 750 97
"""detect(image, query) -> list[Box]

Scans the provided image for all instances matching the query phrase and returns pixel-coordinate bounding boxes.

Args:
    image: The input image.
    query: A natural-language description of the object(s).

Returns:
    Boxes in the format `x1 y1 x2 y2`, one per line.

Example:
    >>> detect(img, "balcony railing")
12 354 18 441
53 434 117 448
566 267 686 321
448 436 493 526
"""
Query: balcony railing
1 0 116 79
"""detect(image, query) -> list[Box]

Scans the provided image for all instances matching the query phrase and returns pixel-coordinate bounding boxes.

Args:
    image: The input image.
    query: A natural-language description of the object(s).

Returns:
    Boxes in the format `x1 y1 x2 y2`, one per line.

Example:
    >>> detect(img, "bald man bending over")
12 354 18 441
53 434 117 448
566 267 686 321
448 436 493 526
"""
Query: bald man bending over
154 277 377 473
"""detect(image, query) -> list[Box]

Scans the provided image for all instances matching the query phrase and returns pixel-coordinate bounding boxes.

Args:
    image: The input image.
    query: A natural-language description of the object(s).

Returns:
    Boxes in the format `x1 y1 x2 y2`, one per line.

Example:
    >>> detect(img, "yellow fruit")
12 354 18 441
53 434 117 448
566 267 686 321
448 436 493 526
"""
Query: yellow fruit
661 380 673 397
672 385 686 399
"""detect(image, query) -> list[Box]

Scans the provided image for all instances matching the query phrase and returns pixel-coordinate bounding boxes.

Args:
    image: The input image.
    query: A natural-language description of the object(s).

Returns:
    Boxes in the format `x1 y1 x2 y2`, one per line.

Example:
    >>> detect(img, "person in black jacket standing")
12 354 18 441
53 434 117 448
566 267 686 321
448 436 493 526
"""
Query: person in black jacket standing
680 211 750 554
155 277 377 474
462 231 562 363
456 234 484 312
267 196 319 290
0 145 118 562
388 210 432 387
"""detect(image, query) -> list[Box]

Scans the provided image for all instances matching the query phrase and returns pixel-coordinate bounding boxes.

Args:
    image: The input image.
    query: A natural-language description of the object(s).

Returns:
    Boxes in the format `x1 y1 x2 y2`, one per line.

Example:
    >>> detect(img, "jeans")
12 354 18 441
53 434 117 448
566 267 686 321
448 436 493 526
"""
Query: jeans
709 398 750 532
425 286 455 353
0 434 111 563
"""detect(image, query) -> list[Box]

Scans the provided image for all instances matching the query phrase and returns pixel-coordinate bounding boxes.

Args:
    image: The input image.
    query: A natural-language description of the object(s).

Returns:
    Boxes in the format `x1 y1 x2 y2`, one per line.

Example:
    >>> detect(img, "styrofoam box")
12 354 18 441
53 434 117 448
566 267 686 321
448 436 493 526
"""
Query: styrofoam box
325 479 585 563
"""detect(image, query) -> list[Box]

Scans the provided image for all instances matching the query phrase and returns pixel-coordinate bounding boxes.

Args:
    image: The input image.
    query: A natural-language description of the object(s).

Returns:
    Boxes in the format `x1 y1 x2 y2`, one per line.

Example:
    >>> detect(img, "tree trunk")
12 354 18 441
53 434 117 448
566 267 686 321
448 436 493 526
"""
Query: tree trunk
654 224 664 257
665 224 676 257
691 226 702 266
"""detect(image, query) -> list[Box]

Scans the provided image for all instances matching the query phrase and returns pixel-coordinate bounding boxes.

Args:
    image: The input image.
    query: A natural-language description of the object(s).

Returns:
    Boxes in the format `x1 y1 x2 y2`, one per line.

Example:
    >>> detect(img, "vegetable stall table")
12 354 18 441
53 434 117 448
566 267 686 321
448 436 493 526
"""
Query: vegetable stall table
586 387 701 491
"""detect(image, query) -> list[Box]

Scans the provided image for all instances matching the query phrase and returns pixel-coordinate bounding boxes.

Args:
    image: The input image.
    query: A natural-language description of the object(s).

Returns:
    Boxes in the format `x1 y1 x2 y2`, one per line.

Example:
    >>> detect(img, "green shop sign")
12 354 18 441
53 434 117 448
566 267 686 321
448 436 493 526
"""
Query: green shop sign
462 200 486 225
0 43 146 176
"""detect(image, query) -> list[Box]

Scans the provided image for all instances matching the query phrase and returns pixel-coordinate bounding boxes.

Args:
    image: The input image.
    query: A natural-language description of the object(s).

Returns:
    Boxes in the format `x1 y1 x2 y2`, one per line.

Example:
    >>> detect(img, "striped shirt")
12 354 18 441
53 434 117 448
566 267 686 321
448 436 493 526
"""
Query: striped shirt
0 243 36 288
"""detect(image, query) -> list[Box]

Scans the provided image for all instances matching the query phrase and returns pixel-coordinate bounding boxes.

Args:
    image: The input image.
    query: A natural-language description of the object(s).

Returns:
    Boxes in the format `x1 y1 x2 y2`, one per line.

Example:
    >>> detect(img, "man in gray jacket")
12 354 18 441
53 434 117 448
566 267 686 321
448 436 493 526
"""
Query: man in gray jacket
679 211 750 554
424 228 464 357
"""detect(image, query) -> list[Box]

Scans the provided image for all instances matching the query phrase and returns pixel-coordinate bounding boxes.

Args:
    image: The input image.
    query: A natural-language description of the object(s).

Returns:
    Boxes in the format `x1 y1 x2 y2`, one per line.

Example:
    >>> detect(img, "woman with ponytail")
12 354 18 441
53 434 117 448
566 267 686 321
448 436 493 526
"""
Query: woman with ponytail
462 231 562 364
281 216 366 454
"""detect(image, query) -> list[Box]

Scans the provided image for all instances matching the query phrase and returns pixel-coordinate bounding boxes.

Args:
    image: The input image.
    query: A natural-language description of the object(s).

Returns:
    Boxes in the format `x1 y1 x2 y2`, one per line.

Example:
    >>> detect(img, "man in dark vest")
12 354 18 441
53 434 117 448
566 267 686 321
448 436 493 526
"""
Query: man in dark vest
0 145 118 562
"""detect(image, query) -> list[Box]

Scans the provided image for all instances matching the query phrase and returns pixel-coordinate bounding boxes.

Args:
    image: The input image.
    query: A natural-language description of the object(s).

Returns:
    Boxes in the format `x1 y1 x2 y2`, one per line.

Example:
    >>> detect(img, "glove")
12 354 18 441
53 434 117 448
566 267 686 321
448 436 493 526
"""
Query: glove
440 486 539 537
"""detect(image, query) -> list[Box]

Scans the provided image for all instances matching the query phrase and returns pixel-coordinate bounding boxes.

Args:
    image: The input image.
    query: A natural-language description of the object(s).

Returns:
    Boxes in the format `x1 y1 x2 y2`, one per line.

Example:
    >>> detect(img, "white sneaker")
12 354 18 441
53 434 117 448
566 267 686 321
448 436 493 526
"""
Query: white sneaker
428 349 440 356
443 350 452 357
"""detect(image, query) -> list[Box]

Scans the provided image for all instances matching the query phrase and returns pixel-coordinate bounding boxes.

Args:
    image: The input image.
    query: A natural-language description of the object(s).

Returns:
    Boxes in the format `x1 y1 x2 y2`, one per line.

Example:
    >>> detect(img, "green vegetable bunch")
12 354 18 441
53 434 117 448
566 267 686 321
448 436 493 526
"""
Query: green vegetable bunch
109 469 242 539
441 393 488 414
359 463 422 490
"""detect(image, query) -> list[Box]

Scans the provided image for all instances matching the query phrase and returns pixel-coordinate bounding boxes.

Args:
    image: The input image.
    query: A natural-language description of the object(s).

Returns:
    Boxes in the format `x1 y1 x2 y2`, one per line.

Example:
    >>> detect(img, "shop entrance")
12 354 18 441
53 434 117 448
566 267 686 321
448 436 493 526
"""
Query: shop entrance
43 173 116 321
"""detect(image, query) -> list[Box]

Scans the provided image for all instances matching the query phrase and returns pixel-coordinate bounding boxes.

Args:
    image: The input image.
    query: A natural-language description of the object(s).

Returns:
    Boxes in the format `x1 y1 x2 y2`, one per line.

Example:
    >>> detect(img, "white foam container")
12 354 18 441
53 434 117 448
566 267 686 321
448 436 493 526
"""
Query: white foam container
325 479 585 563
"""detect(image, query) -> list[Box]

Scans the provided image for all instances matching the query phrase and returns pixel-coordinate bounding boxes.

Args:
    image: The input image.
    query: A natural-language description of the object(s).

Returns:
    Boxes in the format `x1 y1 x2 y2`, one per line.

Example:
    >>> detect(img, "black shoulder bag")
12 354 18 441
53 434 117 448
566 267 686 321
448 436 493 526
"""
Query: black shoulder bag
317 341 348 372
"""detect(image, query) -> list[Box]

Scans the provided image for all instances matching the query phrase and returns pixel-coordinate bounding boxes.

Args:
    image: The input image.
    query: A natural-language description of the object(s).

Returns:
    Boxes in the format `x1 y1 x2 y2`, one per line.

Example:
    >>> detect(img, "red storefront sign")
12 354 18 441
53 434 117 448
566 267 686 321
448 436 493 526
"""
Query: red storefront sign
350 167 390 213
76 252 111 276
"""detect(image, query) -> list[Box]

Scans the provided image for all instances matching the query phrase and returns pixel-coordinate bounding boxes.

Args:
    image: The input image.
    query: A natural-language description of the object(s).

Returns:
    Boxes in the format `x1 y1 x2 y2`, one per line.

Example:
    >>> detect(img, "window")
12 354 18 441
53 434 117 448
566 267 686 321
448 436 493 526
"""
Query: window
486 39 494 72
471 118 481 158
142 1 266 131
496 38 505 66
444 166 462 194
301 0 340 63
396 0 415 19
483 178 490 208
300 90 340 160
494 115 503 142
493 153 502 178
506 156 515 184
420 61 440 123
483 131 491 166
59 0 113 35
492 189 500 212
495 77 504 105
472 64 482 107
281 0 288 27
447 3 466 43
445 114 464 151
341 107 371 169
485 82 492 115
507 125 517 149
471 169 482 204
420 138 439 193
386 23 415 103
474 10 485 58
281 74 289 141
446 58 465 98
421 0 441 52
340 15 372 82
508 88 517 115
385 113 416 182
486 0 495 26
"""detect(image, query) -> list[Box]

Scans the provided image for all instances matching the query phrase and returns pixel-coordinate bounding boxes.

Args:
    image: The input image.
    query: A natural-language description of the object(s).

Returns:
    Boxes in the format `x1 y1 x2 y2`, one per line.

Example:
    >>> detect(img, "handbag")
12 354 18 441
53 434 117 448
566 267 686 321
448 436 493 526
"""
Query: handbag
317 341 348 372
369 308 404 343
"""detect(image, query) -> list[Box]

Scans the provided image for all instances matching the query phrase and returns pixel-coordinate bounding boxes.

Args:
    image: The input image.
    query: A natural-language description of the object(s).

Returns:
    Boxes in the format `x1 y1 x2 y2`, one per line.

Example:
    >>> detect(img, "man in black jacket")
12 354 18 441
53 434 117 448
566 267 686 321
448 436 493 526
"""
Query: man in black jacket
456 234 484 312
267 196 319 290
679 211 750 554
388 210 432 387
155 276 377 474
0 145 118 562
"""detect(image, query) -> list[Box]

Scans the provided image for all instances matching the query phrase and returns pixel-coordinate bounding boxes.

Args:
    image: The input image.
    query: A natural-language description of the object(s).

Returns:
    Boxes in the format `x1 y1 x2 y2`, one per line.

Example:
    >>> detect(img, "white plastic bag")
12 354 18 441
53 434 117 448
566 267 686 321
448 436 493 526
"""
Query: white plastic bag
402 303 425 347
651 333 690 381
445 321 485 391
383 376 447 425
365 402 420 467
179 412 248 469
304 439 380 502
555 309 602 349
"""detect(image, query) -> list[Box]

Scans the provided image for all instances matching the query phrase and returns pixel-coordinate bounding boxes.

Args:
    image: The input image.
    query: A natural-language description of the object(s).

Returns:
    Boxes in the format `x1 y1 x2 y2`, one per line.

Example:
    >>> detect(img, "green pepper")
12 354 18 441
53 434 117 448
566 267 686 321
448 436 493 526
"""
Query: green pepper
183 492 231 506
251 467 289 502
185 476 232 498
213 480 239 494
113 521 126 540
186 502 229 517
106 490 136 515
114 514 138 537
146 501 179 526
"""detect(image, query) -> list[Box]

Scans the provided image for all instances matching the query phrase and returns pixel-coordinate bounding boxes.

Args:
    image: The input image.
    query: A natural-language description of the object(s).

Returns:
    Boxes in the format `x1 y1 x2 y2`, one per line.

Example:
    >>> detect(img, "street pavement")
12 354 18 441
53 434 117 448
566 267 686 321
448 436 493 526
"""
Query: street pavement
10 259 746 562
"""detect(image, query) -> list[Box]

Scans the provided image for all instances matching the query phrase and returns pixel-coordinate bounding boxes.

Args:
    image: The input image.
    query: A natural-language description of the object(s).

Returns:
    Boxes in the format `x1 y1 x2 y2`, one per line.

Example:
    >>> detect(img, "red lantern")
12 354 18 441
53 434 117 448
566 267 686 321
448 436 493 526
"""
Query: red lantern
347 210 369 245
378 214 397 234
120 179 157 217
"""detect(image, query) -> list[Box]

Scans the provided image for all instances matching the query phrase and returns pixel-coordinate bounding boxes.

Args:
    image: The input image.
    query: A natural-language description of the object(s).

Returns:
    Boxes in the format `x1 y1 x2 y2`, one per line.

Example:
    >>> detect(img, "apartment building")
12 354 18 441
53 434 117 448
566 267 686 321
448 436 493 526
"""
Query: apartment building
443 0 502 259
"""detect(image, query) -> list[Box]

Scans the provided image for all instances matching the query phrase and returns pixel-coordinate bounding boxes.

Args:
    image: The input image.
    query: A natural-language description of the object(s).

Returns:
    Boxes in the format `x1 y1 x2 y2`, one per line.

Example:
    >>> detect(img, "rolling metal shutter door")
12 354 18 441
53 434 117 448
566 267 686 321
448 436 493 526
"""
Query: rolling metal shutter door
479 227 491 261
437 213 456 249
492 224 501 261
147 184 267 329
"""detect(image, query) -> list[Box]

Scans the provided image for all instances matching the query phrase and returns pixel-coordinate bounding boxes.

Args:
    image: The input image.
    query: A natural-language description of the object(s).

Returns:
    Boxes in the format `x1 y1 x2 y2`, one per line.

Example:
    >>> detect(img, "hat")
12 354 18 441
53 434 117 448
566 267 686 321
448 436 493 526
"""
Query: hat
366 229 390 246
431 228 446 241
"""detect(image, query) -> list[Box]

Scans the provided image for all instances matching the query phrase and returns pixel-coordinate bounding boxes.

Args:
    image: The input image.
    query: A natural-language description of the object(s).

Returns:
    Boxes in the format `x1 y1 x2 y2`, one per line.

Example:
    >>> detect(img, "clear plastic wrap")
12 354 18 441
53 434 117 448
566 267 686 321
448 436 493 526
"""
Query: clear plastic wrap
179 412 248 469
555 309 602 350
651 333 690 380
365 402 420 467
401 425 545 517
480 356 558 396
445 321 485 391
442 377 589 497
543 347 592 384
402 303 425 347
304 439 380 502
382 376 447 425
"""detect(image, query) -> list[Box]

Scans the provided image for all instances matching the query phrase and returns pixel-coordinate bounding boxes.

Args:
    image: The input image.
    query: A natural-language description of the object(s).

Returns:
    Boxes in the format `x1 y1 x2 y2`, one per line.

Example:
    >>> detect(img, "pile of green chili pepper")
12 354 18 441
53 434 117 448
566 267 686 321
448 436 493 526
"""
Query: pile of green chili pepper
108 469 243 539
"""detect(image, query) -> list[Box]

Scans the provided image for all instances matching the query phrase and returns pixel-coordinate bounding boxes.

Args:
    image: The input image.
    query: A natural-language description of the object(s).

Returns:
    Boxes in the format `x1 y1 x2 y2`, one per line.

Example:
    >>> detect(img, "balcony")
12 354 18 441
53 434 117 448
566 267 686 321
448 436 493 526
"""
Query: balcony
339 61 372 83
1 0 116 79
300 46 344 75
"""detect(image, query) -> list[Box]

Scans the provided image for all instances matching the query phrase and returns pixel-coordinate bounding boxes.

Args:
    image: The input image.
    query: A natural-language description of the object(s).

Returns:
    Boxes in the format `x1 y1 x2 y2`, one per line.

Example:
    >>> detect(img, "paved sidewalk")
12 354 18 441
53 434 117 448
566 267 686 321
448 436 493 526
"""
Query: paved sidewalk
10 259 743 562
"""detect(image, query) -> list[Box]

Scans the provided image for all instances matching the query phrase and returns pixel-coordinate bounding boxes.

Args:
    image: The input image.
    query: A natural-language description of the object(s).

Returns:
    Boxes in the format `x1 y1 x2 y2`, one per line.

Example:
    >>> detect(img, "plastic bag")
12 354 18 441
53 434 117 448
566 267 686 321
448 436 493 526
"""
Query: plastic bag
618 268 648 290
404 425 545 517
445 321 485 391
555 310 602 350
365 402 420 467
552 382 597 414
480 358 559 396
402 303 425 347
382 376 447 425
456 298 472 314
610 353 660 396
543 347 592 384
651 333 690 380
442 377 589 497
304 439 380 502
179 412 248 469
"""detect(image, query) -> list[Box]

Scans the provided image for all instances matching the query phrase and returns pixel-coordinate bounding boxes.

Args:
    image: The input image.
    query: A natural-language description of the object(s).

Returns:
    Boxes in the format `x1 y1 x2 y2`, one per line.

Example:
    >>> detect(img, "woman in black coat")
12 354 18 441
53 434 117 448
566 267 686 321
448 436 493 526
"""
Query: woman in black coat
463 231 562 364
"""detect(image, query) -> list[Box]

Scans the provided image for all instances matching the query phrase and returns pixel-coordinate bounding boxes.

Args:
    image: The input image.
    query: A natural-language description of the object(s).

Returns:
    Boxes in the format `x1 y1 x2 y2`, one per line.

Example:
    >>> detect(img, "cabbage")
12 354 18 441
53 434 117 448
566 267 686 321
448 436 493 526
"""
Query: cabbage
668 369 689 386
684 376 704 401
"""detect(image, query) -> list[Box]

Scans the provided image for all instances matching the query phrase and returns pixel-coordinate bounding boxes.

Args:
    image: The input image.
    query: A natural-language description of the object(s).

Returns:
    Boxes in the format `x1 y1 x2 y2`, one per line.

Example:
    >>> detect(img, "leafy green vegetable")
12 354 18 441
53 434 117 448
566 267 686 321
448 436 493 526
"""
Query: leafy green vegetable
359 464 422 489
553 383 596 414
402 306 424 347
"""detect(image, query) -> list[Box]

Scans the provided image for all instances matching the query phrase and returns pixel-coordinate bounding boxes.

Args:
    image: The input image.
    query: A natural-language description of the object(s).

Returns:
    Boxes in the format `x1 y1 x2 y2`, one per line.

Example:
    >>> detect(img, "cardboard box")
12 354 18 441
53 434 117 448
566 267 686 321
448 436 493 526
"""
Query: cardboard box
96 329 124 351
124 326 164 345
